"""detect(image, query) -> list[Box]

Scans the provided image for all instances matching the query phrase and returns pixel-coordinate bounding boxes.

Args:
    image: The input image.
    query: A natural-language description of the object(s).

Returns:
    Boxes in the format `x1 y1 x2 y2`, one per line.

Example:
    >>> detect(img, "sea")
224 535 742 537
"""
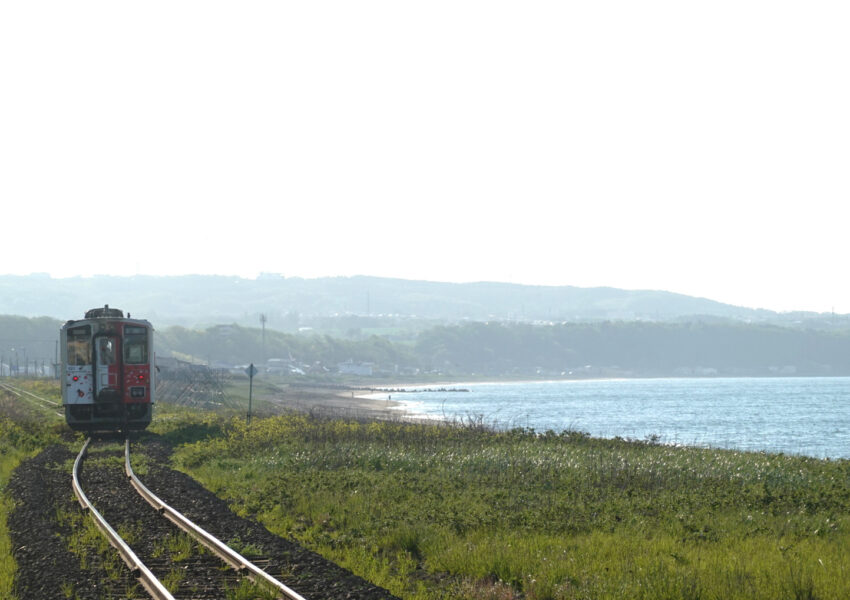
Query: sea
375 377 850 459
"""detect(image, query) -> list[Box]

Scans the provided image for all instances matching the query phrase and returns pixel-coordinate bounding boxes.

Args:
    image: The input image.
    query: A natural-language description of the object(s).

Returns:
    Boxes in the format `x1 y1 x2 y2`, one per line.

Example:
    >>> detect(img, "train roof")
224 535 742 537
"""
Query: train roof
85 305 125 319
62 305 153 330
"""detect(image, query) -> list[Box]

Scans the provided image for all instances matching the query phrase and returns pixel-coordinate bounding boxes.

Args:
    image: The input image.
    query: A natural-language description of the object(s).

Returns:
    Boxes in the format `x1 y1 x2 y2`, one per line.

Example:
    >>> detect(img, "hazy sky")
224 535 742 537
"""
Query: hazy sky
2 2 848 313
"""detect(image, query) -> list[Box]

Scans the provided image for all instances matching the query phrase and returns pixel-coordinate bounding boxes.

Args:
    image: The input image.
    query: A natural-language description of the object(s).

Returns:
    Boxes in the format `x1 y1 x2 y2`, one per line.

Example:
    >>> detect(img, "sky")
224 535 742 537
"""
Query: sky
1 1 848 314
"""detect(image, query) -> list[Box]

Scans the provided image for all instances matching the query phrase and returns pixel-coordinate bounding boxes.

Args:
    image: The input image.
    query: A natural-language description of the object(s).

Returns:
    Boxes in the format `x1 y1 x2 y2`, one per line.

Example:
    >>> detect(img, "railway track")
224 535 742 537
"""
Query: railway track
0 380 64 417
72 437 308 600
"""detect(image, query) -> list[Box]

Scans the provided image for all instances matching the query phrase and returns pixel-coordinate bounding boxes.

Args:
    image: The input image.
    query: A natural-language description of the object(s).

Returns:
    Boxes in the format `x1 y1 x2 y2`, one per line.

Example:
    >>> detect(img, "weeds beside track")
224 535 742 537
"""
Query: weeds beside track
0 381 64 599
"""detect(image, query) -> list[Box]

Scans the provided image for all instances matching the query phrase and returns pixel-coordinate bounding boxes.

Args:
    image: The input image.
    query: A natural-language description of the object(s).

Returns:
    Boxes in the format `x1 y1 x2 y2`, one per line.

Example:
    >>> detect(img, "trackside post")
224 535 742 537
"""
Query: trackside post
245 363 257 424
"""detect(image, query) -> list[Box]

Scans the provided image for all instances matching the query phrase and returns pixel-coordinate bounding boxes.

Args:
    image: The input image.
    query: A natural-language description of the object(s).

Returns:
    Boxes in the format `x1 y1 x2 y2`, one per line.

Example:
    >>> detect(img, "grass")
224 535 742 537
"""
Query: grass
161 568 184 594
1 378 64 599
57 499 144 598
0 476 18 598
152 531 197 562
61 504 109 569
166 414 850 599
5 377 850 598
225 577 281 600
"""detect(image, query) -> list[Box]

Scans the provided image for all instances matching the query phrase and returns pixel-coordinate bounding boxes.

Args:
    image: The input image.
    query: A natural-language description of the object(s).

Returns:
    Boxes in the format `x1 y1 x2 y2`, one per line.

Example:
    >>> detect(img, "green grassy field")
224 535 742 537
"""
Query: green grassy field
0 379 64 599
165 414 850 599
4 378 850 599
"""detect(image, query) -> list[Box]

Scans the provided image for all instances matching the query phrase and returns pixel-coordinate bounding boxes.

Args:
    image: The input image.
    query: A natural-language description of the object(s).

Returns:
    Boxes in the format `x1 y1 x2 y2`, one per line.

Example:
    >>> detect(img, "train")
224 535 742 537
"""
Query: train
60 306 154 431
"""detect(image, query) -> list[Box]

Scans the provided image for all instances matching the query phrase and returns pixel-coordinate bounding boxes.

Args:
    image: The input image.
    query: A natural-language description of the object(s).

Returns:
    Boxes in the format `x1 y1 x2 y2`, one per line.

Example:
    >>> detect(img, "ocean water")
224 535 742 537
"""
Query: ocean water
379 377 850 459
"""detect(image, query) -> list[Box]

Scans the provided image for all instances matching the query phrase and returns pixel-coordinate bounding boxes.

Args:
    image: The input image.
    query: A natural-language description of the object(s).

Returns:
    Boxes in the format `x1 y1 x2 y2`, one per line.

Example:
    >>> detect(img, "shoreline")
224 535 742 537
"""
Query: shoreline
274 378 635 422
251 379 848 459
261 383 418 421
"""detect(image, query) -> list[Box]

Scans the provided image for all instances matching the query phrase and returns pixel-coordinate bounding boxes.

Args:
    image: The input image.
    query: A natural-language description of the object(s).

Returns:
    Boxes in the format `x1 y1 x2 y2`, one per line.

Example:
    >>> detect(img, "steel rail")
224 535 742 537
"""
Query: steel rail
72 438 176 600
125 438 308 600
0 381 63 417
0 381 59 405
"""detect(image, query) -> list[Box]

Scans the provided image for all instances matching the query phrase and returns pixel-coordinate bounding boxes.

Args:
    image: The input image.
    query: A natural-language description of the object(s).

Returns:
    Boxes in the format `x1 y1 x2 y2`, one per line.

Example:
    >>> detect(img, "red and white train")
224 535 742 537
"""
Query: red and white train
60 306 154 431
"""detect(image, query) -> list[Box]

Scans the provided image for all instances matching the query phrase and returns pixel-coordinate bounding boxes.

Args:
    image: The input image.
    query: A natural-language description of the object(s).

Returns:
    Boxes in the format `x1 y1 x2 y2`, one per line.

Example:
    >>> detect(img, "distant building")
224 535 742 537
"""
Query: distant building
337 360 373 376
266 358 305 375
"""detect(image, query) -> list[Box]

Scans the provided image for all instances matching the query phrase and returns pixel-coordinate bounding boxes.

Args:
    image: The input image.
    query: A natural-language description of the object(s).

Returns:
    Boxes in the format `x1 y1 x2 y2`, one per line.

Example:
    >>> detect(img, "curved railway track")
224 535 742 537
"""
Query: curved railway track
72 437 308 600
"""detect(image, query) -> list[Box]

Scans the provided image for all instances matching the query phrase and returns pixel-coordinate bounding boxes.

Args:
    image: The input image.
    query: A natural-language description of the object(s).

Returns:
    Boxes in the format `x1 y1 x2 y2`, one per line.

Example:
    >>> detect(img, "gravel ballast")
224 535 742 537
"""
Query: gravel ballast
8 438 400 600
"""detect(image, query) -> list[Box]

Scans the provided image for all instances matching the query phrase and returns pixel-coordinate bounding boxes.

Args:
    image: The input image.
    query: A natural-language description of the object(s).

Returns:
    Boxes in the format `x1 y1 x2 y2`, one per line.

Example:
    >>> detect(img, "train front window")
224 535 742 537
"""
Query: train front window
124 336 148 364
67 326 91 366
97 338 116 365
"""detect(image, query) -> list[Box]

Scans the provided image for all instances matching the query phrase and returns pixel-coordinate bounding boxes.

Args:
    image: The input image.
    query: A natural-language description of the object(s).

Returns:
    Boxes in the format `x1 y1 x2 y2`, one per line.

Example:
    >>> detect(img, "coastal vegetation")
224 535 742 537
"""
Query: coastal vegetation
0 379 63 599
165 413 850 600
7 310 850 379
2 377 850 598
155 320 850 378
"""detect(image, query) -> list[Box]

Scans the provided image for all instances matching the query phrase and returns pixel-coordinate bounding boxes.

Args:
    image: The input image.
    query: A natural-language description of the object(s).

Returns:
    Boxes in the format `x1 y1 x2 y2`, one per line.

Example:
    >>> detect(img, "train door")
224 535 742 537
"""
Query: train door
95 335 121 402
65 325 93 404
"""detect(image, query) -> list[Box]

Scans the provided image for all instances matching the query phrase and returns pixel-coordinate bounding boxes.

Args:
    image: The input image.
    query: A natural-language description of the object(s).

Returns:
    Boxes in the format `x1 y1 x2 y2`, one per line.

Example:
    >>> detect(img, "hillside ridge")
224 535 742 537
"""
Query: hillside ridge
0 274 805 328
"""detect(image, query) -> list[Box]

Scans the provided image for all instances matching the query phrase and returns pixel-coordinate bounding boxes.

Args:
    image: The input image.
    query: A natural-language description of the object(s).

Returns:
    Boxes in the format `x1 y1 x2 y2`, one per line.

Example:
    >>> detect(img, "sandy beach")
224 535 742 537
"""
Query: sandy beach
261 383 410 421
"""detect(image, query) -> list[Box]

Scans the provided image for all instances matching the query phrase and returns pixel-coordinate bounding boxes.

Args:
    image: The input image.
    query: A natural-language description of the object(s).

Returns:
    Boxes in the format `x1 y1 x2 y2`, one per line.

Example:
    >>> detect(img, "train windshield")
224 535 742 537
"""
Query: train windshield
97 338 116 365
67 326 91 366
124 327 148 364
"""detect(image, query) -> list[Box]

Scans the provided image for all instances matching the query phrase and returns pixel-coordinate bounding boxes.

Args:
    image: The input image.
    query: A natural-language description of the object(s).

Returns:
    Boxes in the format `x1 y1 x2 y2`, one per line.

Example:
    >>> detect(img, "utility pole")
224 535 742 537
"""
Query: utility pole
260 313 267 363
245 363 257 424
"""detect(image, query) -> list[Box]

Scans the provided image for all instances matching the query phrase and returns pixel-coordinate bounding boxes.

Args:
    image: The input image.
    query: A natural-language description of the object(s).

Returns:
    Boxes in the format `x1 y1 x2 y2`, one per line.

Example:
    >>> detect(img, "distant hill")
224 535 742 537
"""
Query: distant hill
7 314 850 380
3 279 850 378
0 314 62 373
0 274 839 332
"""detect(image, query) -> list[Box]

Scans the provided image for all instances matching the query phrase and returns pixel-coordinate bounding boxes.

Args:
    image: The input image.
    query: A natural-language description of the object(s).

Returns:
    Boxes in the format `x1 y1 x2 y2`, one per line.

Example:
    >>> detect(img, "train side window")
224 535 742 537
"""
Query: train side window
67 327 91 366
124 337 148 364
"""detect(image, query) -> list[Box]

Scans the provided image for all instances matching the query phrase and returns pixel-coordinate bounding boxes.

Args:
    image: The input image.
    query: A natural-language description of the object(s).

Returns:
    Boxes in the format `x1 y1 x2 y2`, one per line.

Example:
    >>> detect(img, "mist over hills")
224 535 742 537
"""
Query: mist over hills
3 274 850 378
0 273 825 329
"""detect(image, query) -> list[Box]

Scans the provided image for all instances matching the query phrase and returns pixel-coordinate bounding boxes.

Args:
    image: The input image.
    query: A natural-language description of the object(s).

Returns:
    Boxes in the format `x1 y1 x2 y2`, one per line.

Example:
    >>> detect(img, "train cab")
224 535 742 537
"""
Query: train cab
61 306 155 431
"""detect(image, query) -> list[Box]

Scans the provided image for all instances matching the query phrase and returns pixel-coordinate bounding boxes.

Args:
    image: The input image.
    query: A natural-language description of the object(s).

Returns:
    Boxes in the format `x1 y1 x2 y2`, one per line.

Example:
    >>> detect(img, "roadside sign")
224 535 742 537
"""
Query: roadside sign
245 364 258 377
